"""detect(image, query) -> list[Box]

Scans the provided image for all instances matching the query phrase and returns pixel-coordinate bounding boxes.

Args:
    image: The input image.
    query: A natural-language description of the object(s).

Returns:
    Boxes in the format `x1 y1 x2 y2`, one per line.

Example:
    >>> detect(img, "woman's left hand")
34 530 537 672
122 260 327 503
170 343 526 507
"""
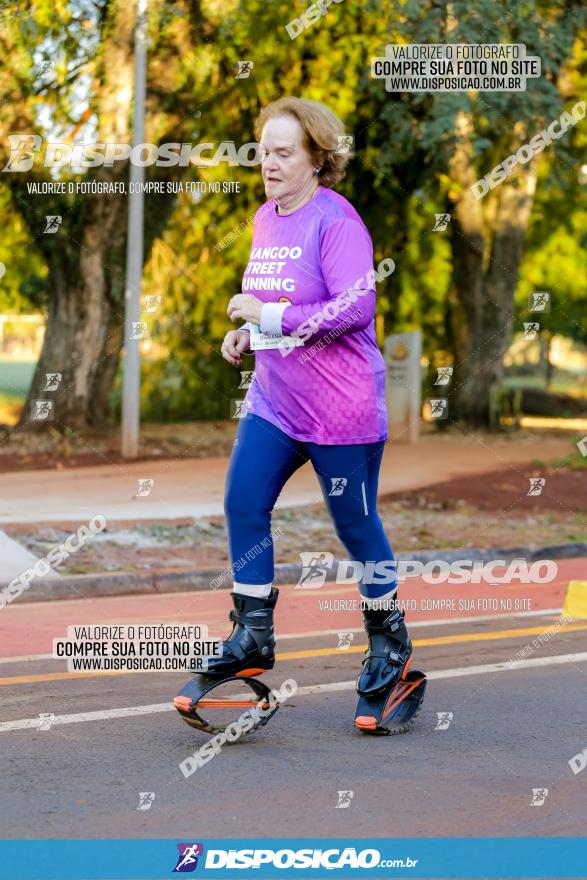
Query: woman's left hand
227 294 263 325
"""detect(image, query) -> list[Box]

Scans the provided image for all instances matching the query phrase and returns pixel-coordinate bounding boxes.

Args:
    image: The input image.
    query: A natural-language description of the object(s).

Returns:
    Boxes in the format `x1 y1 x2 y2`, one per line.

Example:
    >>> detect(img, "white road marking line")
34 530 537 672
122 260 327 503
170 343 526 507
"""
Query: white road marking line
0 607 565 665
0 654 54 664
2 650 586 733
275 606 563 635
0 703 175 732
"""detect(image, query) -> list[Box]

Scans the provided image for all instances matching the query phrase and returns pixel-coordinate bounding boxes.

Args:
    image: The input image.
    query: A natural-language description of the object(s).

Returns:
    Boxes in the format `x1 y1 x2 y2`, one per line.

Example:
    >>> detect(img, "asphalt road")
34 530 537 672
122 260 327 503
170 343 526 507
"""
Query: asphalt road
1 581 586 841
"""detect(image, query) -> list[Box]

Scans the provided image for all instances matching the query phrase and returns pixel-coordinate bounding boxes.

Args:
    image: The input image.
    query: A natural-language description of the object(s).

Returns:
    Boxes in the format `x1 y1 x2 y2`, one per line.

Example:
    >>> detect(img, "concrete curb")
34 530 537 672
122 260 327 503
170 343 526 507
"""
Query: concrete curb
8 542 587 605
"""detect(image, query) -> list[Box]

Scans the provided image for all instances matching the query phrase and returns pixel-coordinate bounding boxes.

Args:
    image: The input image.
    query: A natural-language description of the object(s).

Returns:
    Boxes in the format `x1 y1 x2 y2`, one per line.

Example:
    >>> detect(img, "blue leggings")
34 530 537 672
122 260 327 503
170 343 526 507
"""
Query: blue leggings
224 414 397 600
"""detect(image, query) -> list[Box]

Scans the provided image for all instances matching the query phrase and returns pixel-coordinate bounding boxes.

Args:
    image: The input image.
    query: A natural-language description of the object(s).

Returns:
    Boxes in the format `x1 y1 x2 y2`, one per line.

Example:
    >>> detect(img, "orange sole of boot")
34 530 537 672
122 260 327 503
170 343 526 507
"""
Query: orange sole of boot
355 715 378 730
354 655 414 731
173 696 193 711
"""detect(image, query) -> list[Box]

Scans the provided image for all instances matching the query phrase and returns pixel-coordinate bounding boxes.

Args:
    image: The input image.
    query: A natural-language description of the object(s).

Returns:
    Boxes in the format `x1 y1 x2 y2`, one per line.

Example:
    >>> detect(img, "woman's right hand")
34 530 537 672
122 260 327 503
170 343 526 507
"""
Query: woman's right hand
221 328 251 366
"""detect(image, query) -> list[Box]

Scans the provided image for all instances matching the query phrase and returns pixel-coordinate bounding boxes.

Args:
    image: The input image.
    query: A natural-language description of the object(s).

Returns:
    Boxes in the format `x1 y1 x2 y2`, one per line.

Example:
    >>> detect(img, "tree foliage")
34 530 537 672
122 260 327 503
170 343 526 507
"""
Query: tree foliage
0 0 585 427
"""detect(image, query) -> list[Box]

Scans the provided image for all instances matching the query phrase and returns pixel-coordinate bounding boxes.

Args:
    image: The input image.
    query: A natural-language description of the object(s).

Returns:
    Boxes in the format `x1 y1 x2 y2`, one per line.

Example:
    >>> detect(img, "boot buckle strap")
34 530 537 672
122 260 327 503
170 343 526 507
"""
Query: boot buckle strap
387 651 403 666
224 639 247 661
365 649 403 667
364 624 388 634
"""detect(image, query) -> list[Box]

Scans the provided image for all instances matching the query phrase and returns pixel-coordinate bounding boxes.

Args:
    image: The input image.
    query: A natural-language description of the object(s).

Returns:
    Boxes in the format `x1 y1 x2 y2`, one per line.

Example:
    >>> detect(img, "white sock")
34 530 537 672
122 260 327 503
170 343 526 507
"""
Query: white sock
361 587 398 609
233 581 273 599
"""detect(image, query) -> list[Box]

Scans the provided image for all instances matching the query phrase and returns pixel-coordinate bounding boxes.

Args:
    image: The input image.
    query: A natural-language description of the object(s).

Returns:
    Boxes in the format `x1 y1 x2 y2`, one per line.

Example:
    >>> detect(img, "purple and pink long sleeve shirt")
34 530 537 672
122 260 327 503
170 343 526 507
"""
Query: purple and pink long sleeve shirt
239 186 388 445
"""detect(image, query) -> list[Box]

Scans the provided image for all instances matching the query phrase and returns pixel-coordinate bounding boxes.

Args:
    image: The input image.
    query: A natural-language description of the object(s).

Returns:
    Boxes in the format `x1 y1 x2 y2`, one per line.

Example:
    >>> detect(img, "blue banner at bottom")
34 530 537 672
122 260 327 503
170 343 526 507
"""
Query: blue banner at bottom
1 838 586 879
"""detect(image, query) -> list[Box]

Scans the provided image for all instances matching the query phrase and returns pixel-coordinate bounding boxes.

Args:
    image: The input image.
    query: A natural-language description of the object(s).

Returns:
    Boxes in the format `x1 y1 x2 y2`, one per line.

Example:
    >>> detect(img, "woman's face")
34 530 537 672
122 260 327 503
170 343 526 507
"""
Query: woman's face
260 114 315 203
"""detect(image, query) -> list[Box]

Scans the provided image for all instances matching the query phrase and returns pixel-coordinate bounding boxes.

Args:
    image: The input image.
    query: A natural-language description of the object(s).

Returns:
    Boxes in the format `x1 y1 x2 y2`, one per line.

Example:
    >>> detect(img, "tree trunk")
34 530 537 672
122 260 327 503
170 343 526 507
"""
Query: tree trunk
10 0 136 432
10 0 204 434
19 191 127 431
447 112 537 426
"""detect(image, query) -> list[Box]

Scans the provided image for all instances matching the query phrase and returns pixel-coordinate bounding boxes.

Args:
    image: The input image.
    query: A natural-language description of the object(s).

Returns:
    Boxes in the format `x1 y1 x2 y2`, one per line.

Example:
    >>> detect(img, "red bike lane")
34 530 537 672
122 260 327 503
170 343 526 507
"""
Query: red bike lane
0 557 583 660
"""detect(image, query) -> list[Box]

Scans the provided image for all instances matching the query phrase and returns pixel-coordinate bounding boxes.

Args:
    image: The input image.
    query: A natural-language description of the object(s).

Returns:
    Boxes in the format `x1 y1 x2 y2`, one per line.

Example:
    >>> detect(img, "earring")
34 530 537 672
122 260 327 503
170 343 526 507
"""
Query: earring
314 167 320 174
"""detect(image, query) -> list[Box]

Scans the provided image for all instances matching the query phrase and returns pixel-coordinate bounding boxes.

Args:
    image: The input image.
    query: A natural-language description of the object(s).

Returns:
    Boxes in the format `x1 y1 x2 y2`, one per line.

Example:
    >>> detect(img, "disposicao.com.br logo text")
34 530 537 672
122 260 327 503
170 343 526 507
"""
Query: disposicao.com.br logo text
197 846 418 870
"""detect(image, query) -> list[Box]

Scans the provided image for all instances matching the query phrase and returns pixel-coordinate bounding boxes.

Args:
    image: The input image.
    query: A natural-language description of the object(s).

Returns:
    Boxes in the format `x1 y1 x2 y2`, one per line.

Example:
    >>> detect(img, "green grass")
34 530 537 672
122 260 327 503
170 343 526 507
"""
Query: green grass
0 358 35 424
552 452 587 471
503 375 587 398
0 358 36 396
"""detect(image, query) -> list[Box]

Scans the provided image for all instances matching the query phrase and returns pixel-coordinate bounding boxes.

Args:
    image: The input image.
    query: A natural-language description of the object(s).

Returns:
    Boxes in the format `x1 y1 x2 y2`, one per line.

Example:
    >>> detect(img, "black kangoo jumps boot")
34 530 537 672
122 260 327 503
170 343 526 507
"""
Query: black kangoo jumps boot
356 605 412 697
205 588 279 678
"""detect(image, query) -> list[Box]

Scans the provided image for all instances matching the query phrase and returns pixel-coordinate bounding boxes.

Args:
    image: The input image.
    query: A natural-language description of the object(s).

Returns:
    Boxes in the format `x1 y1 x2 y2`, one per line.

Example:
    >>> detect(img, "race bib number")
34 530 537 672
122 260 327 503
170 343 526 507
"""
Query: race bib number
249 324 305 351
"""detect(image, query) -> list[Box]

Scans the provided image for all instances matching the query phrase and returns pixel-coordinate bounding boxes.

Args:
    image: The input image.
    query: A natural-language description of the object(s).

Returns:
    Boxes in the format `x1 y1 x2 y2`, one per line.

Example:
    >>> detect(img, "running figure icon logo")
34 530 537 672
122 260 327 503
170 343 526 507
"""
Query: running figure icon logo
38 713 55 731
433 213 451 231
136 478 155 497
129 321 148 340
328 477 347 496
2 134 42 171
31 400 54 420
235 60 253 79
43 215 62 233
137 792 155 811
232 399 251 419
427 398 448 419
43 373 62 392
523 322 540 341
529 292 550 312
335 791 354 808
144 295 161 313
527 477 546 496
335 135 354 154
337 631 354 650
173 843 204 872
434 712 453 731
434 367 453 386
296 552 334 589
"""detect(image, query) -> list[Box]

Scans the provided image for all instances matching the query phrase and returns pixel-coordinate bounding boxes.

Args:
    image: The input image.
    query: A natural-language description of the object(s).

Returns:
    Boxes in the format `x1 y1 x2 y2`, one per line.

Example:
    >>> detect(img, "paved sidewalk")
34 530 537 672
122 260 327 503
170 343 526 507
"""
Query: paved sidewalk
0 433 572 525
